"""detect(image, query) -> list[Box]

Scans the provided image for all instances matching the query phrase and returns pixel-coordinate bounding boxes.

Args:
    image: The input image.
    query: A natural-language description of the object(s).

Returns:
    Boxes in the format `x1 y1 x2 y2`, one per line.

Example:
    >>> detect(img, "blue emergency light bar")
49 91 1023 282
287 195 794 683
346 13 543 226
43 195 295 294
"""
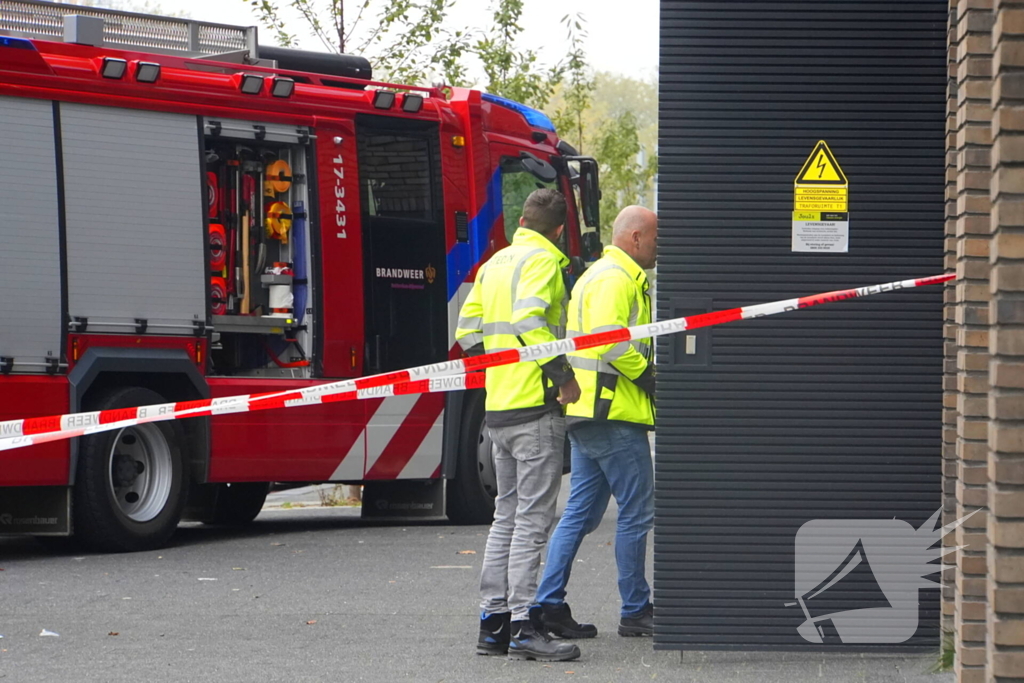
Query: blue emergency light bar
0 36 37 50
481 93 556 133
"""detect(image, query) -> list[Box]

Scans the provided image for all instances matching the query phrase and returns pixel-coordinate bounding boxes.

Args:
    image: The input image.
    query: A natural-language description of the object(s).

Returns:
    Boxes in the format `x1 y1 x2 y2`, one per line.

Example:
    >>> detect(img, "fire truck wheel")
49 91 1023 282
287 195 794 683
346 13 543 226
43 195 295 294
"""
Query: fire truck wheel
207 482 270 526
73 387 189 553
446 390 497 525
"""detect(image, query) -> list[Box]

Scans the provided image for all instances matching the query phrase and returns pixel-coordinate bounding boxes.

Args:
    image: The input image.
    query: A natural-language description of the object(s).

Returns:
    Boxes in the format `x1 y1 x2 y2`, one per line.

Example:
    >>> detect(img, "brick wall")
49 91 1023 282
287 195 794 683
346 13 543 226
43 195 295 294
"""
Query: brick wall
988 2 1024 679
947 0 962 639
951 1 995 680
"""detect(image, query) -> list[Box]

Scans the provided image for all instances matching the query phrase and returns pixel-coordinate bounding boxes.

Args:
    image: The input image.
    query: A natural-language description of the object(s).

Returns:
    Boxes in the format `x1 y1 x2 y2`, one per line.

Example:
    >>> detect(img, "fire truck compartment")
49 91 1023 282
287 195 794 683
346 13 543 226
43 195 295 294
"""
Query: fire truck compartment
203 119 315 378
0 96 63 374
61 103 207 334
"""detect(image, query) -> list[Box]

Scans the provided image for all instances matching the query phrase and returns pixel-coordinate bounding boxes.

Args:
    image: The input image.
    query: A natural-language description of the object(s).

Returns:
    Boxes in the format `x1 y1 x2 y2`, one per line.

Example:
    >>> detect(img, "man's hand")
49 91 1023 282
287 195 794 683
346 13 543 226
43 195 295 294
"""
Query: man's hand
558 377 582 405
633 365 656 397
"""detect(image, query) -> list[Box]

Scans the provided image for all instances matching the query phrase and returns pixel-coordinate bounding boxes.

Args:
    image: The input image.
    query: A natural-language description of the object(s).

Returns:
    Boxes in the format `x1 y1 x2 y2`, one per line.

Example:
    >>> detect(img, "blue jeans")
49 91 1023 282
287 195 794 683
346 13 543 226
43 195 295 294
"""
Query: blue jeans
536 421 654 618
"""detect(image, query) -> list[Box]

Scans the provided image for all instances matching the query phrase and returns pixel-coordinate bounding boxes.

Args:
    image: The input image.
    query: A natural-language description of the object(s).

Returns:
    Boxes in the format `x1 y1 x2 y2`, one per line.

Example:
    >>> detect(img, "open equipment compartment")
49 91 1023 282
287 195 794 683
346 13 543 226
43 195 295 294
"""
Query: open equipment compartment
203 118 316 378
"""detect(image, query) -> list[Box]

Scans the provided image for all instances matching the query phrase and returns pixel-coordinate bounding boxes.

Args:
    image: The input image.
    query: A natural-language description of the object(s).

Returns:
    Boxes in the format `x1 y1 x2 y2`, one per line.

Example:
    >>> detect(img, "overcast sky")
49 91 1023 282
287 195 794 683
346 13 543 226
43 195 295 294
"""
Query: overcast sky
165 0 659 79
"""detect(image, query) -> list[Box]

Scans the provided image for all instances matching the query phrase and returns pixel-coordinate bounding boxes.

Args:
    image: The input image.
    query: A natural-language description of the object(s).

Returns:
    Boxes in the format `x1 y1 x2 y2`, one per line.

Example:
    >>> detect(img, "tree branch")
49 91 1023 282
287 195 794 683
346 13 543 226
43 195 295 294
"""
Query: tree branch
330 0 344 52
344 0 372 46
290 0 336 52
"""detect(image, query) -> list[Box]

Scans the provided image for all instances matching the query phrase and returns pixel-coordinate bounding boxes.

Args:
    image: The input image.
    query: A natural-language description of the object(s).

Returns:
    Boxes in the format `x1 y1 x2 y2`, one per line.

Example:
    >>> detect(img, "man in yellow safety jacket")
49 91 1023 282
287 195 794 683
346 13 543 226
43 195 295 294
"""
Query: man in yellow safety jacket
455 189 582 662
534 205 658 641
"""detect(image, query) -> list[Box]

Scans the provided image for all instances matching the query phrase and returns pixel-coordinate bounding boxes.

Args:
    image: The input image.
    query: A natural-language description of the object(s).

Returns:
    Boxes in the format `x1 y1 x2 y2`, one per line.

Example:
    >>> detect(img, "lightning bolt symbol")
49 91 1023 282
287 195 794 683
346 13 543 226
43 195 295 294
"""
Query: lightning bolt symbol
816 153 828 179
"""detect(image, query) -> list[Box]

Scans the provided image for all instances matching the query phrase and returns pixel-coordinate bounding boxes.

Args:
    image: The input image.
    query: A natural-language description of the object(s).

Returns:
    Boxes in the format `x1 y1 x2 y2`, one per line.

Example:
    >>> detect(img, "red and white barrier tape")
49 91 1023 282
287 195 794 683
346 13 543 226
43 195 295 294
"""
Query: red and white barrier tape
0 273 953 453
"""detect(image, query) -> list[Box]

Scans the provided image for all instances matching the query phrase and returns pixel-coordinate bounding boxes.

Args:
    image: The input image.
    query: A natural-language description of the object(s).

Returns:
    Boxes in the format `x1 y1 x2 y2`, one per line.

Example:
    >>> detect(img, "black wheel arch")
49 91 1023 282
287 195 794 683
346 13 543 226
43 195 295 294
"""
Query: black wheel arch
68 347 210 486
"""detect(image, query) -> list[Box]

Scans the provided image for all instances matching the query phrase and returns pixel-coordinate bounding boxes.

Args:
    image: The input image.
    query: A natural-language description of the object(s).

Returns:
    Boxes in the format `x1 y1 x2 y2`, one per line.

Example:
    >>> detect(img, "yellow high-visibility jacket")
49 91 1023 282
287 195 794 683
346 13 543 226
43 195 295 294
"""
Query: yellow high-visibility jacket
565 245 655 429
455 228 575 427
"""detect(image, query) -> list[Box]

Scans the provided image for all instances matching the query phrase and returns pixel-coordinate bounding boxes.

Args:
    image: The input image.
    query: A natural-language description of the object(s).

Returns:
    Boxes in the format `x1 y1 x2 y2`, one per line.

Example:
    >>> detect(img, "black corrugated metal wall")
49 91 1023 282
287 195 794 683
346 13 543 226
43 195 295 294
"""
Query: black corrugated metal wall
655 0 948 651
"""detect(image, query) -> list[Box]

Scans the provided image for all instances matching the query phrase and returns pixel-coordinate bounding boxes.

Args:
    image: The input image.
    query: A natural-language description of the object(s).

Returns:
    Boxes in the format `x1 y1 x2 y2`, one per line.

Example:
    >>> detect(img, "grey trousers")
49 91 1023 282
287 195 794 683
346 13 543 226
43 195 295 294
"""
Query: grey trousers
479 411 565 621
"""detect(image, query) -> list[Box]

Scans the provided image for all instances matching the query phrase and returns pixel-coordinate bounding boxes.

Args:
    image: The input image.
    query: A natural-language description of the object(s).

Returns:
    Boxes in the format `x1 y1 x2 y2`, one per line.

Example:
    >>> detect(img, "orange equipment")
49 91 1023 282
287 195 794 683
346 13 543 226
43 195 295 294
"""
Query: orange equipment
265 201 293 244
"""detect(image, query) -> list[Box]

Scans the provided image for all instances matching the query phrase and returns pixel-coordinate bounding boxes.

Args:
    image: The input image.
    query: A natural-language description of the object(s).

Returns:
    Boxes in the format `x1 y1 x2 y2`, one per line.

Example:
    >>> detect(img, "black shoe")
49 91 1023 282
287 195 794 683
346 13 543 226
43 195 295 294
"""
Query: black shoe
508 619 581 662
541 602 597 639
618 602 654 637
477 612 511 655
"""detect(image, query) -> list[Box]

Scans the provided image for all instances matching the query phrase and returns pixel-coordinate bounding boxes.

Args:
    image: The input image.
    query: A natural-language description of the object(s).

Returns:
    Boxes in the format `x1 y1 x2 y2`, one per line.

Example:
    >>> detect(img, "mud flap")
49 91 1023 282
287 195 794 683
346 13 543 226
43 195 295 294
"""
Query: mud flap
361 480 445 520
0 486 71 535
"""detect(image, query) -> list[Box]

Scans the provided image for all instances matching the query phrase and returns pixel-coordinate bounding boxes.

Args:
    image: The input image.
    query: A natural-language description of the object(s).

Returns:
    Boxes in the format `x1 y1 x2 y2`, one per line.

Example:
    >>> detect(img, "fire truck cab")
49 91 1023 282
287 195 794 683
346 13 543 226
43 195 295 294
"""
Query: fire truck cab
0 0 602 551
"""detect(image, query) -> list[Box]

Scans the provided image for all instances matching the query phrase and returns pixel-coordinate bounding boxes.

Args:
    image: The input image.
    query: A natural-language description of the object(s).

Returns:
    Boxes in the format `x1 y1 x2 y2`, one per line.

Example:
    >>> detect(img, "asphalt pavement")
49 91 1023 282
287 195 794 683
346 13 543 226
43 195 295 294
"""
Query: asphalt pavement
0 481 953 683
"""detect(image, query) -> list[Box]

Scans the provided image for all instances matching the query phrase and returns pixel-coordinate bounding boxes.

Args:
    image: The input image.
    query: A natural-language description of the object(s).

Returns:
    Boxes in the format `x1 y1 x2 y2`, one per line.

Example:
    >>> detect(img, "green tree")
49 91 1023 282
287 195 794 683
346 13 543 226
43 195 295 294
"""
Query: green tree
246 1 574 104
592 111 658 243
365 0 470 86
473 0 562 109
249 0 347 52
249 0 470 86
545 71 658 237
549 13 593 153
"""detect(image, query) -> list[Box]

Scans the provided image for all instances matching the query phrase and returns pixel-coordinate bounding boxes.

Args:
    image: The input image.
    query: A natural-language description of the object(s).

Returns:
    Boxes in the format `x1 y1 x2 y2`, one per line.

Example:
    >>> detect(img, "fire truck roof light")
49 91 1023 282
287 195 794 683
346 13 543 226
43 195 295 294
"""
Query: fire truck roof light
271 77 295 98
402 93 424 113
101 58 128 80
0 37 36 51
481 93 556 133
372 90 395 110
240 74 264 95
135 62 160 83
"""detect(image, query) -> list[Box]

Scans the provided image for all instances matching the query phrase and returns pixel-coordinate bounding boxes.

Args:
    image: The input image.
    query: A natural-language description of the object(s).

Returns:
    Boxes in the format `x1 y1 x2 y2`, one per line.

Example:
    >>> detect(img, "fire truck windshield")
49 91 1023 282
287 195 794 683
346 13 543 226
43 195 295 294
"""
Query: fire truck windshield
499 155 561 245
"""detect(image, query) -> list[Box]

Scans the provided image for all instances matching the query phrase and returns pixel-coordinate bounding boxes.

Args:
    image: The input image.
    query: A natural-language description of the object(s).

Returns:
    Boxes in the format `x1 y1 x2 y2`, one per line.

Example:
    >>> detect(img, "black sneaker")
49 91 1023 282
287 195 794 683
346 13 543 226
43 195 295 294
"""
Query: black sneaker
508 619 581 662
618 602 654 637
541 602 597 639
477 612 511 655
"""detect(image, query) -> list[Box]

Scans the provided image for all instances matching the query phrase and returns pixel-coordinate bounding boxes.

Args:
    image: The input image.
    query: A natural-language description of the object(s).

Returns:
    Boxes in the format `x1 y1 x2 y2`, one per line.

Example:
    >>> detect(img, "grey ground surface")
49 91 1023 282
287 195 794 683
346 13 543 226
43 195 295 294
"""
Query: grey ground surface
0 481 953 683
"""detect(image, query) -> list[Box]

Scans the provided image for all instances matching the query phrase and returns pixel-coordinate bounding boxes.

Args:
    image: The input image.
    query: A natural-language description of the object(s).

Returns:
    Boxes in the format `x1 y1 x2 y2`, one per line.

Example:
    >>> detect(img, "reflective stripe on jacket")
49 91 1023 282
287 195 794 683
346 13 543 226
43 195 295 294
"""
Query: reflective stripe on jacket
565 245 655 429
454 228 574 427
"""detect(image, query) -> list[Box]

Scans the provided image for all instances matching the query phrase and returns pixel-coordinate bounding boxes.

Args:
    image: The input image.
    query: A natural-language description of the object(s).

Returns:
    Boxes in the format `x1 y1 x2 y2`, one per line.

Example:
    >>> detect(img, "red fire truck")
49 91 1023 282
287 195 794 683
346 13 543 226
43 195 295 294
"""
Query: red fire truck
0 1 602 551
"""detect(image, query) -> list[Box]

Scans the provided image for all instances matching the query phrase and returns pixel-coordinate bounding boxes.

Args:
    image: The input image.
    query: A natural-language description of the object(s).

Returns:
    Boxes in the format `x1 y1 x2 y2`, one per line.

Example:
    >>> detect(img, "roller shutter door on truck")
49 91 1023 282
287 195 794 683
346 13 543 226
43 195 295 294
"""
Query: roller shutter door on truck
59 104 206 333
0 96 62 372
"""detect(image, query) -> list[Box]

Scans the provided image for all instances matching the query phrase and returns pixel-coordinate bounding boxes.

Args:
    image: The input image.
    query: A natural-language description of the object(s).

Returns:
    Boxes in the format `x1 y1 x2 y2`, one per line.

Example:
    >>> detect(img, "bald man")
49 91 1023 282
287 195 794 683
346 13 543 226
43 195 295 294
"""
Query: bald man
534 206 659 640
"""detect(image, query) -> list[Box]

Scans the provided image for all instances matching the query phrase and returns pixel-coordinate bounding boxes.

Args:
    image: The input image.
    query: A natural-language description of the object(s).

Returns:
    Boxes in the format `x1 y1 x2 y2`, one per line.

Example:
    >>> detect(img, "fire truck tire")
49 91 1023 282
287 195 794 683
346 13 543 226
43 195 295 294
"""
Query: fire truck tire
446 390 497 525
73 387 189 553
207 483 270 526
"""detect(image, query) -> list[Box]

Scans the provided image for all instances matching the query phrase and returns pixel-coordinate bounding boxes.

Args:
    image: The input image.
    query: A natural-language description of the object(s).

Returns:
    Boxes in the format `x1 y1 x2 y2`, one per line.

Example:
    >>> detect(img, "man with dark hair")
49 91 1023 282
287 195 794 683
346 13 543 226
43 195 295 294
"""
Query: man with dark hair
455 188 582 662
521 189 568 237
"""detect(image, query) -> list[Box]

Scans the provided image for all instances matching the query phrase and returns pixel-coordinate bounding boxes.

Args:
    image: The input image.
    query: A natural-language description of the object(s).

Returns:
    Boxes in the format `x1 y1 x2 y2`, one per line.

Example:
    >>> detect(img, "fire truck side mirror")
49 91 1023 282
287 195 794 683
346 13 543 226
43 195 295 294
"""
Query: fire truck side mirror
519 151 558 184
576 158 601 231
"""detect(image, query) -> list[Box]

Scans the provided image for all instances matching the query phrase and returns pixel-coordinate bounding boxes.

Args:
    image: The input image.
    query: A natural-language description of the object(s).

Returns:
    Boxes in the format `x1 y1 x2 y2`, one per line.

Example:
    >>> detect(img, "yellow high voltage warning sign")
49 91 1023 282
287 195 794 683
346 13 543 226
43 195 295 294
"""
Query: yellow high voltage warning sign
792 140 849 252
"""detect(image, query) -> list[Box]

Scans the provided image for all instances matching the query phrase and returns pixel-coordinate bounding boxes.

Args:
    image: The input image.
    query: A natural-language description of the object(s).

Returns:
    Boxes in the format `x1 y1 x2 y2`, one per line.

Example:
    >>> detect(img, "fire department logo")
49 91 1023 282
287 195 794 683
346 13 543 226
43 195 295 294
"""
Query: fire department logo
425 263 436 284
